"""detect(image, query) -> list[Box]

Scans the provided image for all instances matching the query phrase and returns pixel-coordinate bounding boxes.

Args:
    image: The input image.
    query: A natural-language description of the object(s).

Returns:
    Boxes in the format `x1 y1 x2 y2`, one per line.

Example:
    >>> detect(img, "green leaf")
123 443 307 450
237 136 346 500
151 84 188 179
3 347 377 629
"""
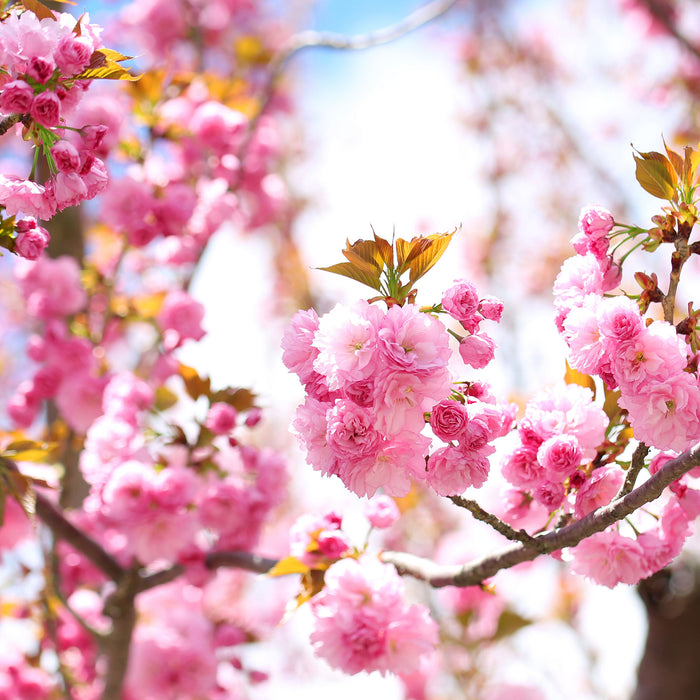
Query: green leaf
317 261 382 291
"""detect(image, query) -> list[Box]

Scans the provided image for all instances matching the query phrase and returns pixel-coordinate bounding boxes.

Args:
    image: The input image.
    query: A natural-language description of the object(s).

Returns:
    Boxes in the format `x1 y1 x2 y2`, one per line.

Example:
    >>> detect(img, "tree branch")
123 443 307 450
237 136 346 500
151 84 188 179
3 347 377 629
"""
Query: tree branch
616 442 649 500
34 490 124 582
450 494 547 552
383 441 700 587
636 0 700 62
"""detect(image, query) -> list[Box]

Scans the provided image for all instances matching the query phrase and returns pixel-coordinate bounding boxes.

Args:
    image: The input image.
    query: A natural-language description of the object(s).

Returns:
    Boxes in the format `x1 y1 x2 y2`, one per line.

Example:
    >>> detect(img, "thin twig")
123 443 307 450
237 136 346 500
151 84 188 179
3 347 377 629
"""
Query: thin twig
450 495 547 552
636 0 700 62
615 442 649 500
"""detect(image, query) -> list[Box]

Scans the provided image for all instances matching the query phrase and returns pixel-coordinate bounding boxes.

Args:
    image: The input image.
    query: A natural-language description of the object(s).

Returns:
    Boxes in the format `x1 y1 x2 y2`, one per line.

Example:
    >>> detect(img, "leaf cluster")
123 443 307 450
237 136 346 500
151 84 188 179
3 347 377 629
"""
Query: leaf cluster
318 228 458 305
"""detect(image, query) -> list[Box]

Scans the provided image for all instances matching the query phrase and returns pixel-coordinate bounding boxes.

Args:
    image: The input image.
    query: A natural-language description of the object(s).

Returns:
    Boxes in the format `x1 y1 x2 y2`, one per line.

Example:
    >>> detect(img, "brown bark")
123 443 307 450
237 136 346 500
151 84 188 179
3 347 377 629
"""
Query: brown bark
633 562 700 700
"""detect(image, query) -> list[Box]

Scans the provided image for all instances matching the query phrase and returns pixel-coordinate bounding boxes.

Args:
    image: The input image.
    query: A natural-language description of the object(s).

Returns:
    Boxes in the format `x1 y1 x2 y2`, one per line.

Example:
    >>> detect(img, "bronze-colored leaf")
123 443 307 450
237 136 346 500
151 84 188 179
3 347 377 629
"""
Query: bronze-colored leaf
267 556 310 577
633 151 677 200
564 361 596 397
179 364 211 401
3 439 56 463
405 229 457 284
154 386 178 411
1 469 37 520
493 609 532 641
373 233 394 268
77 50 139 81
685 146 700 186
343 239 384 274
602 386 622 423
21 0 55 20
317 262 382 291
209 387 257 412
131 292 166 319
663 138 684 179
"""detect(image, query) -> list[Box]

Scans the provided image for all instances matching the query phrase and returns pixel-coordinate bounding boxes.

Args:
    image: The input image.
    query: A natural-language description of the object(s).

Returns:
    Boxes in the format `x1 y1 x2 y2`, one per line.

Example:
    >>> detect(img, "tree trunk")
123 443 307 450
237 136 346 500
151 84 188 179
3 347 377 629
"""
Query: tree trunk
633 562 700 700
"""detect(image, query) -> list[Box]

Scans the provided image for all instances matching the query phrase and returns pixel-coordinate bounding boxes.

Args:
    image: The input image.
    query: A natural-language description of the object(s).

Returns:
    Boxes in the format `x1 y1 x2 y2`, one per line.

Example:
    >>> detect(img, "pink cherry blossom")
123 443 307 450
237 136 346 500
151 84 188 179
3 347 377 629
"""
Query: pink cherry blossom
15 255 87 319
364 495 400 529
313 301 382 390
338 431 431 498
51 171 88 210
502 445 544 489
458 331 496 369
373 368 449 436
537 434 582 479
578 206 614 238
427 444 490 496
14 218 50 260
0 175 55 219
441 280 479 322
619 371 700 452
281 307 320 383
51 140 81 173
430 398 469 443
570 529 647 587
157 290 206 350
533 479 566 510
205 402 238 435
30 89 61 127
0 79 33 113
377 303 451 373
574 465 623 519
310 557 438 676
54 33 94 75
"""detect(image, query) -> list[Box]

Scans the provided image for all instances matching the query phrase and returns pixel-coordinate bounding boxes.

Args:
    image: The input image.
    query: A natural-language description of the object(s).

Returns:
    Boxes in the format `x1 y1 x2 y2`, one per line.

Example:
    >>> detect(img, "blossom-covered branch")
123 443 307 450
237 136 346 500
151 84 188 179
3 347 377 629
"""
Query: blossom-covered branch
383 441 700 587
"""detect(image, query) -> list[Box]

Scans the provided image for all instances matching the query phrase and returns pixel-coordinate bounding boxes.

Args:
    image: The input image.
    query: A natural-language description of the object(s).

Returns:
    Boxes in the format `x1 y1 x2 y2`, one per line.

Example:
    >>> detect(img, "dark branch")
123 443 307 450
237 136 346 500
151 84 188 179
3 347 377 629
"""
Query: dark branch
616 442 650 500
450 494 547 552
34 491 125 582
383 441 700 587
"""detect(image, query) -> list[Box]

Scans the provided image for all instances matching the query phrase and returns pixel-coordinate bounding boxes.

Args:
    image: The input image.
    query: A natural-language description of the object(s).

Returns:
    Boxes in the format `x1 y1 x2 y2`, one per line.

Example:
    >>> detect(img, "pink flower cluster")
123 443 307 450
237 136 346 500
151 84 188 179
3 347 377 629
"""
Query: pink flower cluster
100 94 285 254
289 510 352 566
7 256 105 431
284 298 512 498
309 557 438 675
0 652 57 700
0 9 110 249
284 301 451 497
501 383 609 520
125 582 219 700
441 280 503 369
556 206 700 452
570 460 700 587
